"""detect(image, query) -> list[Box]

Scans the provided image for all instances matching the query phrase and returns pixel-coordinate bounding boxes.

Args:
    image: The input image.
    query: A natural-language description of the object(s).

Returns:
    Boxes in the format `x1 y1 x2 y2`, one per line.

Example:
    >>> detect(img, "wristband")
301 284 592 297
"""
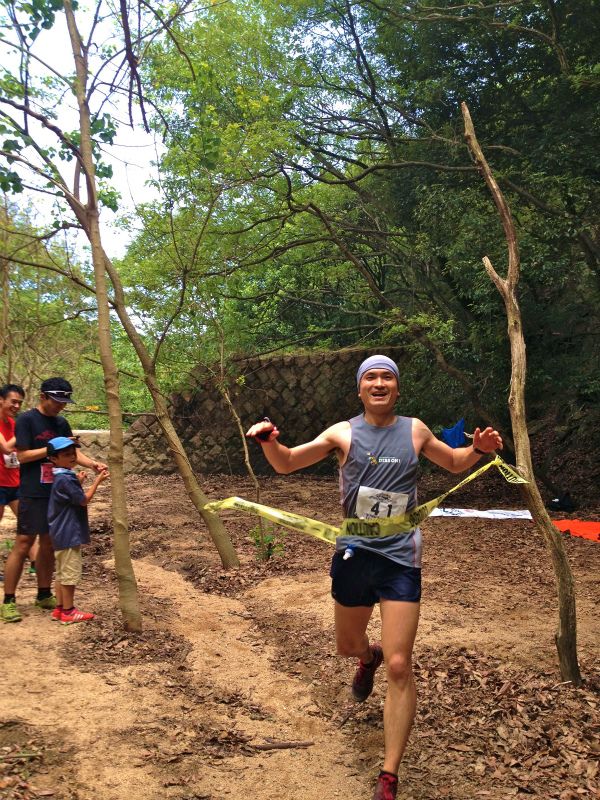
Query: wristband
473 445 486 455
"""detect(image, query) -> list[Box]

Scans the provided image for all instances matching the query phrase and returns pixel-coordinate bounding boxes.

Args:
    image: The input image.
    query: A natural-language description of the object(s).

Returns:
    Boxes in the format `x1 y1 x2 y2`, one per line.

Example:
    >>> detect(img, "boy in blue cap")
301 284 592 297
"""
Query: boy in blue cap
47 437 110 624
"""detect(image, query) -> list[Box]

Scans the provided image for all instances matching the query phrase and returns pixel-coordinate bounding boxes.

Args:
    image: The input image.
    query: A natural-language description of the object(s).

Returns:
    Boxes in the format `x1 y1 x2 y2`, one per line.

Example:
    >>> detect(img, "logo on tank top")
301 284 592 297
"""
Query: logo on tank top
366 451 401 466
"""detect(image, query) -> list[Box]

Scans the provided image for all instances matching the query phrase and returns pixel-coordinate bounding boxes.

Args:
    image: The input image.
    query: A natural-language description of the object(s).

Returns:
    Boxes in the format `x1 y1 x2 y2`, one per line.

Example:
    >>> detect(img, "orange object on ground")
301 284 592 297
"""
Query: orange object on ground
553 520 600 541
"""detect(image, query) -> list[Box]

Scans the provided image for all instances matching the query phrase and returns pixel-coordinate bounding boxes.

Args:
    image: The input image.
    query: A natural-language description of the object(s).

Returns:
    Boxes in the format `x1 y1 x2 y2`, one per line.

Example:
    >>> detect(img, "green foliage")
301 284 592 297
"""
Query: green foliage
0 167 24 193
248 521 287 561
0 201 151 429
133 0 600 436
2 0 70 41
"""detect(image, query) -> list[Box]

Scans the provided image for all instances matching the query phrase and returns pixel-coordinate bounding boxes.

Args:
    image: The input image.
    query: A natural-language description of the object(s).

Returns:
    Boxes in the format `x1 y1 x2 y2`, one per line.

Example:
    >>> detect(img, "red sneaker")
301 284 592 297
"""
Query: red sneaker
52 606 63 621
372 773 398 800
352 643 384 702
60 608 94 625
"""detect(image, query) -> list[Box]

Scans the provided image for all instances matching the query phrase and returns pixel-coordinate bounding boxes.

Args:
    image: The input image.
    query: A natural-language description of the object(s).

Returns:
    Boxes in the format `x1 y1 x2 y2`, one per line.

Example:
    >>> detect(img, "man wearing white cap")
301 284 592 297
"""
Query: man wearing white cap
1 378 107 623
247 354 502 800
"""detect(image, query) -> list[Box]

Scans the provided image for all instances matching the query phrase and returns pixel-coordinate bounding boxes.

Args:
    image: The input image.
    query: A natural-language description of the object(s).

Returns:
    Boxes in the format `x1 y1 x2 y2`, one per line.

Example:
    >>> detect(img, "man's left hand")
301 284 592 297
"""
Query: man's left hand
93 461 108 473
473 427 503 453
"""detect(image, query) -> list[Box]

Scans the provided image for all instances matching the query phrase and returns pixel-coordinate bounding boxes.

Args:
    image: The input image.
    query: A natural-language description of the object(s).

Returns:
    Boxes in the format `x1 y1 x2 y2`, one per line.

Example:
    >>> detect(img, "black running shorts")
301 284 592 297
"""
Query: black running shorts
17 497 50 537
330 548 421 607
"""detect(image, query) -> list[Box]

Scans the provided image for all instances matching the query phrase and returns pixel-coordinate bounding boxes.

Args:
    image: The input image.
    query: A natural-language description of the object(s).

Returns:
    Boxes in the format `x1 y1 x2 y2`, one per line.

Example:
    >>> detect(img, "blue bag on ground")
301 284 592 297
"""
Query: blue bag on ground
441 418 466 449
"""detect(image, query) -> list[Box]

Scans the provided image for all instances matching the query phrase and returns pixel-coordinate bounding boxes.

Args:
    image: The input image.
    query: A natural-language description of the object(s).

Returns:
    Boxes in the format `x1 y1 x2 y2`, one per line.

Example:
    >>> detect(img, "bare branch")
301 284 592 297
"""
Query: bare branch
290 158 477 187
5 254 98 296
462 102 519 289
137 0 196 81
305 201 394 310
0 150 83 212
82 355 142 380
32 306 98 330
231 325 380 361
119 0 150 132
0 36 73 85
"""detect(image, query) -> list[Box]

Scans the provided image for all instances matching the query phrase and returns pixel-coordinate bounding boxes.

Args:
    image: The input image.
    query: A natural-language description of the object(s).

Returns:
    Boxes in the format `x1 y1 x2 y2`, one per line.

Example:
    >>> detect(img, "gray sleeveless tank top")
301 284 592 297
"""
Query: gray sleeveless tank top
337 414 422 568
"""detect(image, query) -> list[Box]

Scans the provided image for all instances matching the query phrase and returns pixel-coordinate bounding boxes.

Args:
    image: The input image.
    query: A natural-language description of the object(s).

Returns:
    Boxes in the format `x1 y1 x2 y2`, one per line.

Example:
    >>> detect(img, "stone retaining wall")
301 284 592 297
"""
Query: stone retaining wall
76 347 406 475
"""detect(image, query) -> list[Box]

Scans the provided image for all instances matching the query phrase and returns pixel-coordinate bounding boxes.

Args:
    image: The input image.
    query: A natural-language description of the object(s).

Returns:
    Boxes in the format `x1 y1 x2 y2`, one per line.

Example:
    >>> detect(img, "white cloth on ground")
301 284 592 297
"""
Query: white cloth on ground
429 508 532 520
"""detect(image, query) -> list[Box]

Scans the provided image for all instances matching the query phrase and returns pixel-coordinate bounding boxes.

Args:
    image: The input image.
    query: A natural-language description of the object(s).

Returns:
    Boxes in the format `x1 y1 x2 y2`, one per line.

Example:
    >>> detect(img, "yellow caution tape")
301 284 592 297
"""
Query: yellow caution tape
206 497 341 545
204 455 528 546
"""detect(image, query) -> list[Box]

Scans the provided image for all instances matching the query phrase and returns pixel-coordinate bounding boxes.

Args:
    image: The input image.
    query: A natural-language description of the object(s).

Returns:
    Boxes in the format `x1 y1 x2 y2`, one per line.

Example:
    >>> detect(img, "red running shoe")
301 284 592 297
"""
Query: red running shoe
60 608 94 625
352 642 384 702
52 606 63 621
372 773 398 800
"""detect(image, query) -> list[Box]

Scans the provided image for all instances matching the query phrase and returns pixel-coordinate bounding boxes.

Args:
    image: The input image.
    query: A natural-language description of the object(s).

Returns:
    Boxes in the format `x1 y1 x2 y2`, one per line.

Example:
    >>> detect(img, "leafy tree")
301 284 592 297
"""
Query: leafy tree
0 200 98 400
139 0 600 459
0 0 244 626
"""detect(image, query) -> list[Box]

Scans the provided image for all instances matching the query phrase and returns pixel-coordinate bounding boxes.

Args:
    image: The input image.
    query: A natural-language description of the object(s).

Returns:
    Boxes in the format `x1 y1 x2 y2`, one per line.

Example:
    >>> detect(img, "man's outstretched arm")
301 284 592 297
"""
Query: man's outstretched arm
246 419 349 474
416 421 503 474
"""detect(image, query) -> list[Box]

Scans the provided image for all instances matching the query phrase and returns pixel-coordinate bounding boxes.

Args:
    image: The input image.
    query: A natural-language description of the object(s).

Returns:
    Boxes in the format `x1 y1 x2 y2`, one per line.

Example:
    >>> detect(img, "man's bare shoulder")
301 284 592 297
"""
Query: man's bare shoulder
411 417 430 436
411 417 434 453
318 420 351 445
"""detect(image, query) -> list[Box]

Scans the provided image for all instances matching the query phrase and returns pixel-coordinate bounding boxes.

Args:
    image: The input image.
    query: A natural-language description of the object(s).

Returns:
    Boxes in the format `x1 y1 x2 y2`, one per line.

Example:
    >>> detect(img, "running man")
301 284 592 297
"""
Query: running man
246 354 502 800
1 378 107 623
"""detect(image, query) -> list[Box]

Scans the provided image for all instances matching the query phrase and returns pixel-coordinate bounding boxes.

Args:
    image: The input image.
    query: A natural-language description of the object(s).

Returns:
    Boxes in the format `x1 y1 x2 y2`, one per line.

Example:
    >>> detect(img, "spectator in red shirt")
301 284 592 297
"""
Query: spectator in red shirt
0 384 25 524
0 385 39 581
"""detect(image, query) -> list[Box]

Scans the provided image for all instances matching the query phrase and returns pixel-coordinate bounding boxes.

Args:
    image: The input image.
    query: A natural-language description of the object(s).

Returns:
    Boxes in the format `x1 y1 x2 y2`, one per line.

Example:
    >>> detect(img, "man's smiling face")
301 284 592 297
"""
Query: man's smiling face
1 391 23 419
358 368 399 412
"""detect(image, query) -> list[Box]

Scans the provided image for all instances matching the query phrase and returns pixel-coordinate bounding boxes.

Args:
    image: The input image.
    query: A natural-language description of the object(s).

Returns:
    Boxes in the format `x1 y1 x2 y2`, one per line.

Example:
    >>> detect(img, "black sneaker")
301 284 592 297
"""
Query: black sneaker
372 772 398 800
351 642 384 702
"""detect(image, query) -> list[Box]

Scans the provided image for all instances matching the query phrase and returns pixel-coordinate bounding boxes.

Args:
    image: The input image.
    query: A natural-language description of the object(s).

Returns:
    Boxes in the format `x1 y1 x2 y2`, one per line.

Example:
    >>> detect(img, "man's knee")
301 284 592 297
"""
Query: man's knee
11 535 35 558
385 652 413 684
335 632 366 658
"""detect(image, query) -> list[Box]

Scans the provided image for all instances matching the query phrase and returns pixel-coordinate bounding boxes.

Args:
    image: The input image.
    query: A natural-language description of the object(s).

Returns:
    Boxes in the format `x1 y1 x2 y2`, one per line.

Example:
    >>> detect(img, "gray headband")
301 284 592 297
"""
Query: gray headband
357 355 399 389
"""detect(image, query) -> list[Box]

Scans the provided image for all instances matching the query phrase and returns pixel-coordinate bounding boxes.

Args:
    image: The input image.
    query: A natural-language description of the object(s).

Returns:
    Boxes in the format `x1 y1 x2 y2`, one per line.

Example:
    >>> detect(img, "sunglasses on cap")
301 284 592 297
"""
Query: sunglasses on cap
45 390 72 398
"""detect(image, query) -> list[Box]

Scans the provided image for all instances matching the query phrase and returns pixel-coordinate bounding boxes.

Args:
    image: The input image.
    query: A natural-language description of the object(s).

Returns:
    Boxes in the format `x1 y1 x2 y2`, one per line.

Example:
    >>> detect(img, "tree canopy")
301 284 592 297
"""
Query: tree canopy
1 0 599 453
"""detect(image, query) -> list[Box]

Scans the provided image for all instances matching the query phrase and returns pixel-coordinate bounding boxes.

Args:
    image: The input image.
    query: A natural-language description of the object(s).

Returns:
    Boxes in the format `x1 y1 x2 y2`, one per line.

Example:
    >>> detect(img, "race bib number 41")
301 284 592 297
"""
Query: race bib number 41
355 485 409 520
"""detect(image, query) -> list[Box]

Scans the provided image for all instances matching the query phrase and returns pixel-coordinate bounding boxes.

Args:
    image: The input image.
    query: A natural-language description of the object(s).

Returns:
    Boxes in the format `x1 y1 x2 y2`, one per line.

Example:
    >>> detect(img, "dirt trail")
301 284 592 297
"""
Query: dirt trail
0 550 369 799
130 558 369 799
0 561 169 798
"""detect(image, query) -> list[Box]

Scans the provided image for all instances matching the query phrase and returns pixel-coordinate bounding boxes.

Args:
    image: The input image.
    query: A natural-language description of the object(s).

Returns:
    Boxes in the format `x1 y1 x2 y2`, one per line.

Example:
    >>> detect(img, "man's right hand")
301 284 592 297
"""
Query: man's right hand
246 419 279 443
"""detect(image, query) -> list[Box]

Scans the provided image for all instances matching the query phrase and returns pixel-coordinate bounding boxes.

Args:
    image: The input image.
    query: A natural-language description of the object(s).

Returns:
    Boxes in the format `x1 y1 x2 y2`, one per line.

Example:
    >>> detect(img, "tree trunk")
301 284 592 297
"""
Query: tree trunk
145 374 240 568
0 255 8 369
462 102 581 685
63 0 142 630
0 203 9 372
101 254 240 568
